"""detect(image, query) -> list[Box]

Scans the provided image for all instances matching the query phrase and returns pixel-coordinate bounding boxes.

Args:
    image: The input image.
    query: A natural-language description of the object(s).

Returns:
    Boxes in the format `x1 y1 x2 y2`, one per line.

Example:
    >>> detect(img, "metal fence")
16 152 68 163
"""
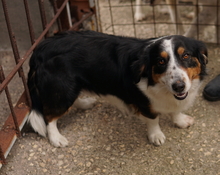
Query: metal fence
0 0 96 166
97 0 220 44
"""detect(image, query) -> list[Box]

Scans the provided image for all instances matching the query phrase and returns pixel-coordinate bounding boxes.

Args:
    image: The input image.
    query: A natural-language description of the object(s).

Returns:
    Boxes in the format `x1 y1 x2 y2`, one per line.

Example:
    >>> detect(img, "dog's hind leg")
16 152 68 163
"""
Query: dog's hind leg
73 97 96 110
166 0 184 35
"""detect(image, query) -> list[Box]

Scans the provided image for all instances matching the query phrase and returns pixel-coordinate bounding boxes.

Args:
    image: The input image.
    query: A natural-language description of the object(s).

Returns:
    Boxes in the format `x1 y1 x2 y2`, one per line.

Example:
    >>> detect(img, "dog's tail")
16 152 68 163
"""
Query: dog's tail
27 52 47 137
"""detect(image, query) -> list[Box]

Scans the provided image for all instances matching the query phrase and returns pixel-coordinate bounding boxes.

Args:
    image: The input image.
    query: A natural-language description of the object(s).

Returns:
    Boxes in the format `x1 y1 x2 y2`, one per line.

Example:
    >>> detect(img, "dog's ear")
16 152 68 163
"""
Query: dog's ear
131 60 146 84
194 40 208 65
202 54 208 65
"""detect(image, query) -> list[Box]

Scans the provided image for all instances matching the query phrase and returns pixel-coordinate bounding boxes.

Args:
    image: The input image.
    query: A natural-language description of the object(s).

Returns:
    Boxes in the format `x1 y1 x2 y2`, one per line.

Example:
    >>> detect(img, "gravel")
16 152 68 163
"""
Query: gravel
1 0 220 174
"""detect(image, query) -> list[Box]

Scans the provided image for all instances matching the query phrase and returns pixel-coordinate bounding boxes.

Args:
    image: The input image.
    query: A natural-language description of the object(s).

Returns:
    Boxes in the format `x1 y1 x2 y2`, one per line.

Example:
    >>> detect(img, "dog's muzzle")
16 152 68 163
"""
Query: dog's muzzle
172 80 188 100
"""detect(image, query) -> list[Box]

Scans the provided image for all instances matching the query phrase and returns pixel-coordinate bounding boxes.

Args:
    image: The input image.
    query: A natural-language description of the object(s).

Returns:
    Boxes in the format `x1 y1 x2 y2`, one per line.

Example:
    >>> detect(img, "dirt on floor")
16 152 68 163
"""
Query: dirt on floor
1 0 220 175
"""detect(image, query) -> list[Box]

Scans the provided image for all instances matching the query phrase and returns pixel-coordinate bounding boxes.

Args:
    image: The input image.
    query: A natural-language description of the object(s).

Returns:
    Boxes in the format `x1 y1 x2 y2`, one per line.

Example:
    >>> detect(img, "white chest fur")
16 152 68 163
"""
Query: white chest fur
137 78 201 114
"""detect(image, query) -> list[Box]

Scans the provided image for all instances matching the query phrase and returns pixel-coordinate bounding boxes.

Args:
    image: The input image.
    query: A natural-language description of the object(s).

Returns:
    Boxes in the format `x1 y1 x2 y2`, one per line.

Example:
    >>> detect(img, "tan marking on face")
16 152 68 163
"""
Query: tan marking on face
177 47 185 56
184 57 201 80
152 66 165 83
160 51 168 59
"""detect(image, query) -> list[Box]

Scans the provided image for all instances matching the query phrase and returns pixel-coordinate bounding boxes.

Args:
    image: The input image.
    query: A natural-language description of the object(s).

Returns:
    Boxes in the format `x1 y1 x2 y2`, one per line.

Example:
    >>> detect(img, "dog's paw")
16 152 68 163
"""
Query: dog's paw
173 113 194 129
148 130 166 146
74 97 96 109
49 134 69 147
134 12 146 21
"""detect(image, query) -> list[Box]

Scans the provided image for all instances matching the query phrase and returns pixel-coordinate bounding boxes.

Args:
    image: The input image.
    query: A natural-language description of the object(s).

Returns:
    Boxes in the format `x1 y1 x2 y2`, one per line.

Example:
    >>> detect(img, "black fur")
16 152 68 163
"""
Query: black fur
28 30 207 122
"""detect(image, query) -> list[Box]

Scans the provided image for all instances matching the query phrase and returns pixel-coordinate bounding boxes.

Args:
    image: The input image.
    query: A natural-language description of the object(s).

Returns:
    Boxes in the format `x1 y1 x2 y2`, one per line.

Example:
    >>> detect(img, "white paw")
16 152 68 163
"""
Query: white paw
74 97 96 109
148 130 166 146
173 113 194 129
47 119 69 147
134 12 146 21
49 134 69 147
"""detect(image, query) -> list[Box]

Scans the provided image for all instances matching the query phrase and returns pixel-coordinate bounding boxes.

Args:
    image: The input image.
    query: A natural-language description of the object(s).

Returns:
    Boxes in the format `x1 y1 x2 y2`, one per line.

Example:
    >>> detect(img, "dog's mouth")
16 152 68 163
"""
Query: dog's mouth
173 92 188 100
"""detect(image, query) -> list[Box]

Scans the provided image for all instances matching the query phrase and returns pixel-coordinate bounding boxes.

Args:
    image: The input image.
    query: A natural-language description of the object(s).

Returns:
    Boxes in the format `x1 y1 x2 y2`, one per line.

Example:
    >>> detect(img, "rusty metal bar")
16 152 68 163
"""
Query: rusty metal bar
0 0 70 93
1 0 21 65
0 146 6 165
0 92 30 166
0 66 21 137
38 0 49 37
1 0 32 109
23 0 35 44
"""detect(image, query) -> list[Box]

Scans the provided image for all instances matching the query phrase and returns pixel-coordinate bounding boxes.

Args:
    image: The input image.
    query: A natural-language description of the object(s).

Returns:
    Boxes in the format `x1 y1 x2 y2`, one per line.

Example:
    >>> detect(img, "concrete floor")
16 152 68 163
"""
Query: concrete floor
1 1 220 175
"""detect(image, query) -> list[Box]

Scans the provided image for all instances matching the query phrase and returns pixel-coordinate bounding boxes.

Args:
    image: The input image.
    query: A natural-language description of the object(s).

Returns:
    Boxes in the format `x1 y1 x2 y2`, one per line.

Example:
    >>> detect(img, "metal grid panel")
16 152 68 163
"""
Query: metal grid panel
98 0 220 44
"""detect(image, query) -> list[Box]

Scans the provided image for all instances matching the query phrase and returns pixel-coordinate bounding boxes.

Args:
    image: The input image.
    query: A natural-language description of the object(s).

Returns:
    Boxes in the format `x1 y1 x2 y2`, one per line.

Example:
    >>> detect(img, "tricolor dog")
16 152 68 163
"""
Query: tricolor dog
28 30 208 147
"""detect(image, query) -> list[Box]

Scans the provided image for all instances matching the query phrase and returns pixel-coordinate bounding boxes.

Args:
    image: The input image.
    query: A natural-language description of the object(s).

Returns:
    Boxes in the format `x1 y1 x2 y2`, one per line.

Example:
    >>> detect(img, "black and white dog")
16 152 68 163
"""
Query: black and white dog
28 30 208 147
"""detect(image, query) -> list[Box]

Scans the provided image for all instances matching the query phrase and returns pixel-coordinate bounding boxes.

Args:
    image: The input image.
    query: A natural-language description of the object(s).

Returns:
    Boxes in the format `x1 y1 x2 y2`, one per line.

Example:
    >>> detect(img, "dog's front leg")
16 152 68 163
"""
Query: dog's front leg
135 0 146 21
139 115 166 146
166 0 184 34
171 112 194 128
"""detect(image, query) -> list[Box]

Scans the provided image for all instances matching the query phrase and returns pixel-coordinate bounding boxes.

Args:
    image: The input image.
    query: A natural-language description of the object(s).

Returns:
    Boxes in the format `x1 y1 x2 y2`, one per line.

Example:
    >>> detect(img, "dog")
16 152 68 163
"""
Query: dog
27 30 208 147
135 0 220 41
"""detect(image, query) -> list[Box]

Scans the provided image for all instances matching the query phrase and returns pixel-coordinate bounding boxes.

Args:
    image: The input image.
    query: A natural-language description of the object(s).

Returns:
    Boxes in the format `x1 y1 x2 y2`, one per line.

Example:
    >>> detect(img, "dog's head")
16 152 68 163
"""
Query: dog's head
133 35 208 100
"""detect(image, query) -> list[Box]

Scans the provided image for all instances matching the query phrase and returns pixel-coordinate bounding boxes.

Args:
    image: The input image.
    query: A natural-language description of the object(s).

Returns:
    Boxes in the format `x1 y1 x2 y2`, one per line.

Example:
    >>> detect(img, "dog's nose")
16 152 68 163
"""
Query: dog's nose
172 80 185 93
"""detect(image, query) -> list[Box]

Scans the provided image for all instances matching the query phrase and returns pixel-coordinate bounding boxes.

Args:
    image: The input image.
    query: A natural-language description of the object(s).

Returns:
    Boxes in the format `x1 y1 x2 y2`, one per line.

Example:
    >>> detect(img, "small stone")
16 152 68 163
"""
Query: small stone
63 164 69 169
40 163 45 168
106 146 111 151
52 148 57 152
76 141 83 146
204 152 212 156
86 161 92 167
58 155 64 159
71 150 76 156
33 145 38 148
43 169 47 172
29 153 35 157
57 160 64 166
170 160 174 164
65 169 71 173
199 148 203 151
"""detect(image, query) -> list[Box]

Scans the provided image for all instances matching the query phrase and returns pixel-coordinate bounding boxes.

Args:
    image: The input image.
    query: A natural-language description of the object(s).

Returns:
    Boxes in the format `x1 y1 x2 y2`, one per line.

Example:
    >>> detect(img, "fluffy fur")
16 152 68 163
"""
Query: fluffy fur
27 30 208 147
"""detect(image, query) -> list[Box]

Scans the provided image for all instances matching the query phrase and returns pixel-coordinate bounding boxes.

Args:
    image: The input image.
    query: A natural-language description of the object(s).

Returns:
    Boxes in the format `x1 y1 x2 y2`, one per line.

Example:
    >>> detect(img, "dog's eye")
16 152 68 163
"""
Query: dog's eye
158 58 166 65
182 53 190 59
